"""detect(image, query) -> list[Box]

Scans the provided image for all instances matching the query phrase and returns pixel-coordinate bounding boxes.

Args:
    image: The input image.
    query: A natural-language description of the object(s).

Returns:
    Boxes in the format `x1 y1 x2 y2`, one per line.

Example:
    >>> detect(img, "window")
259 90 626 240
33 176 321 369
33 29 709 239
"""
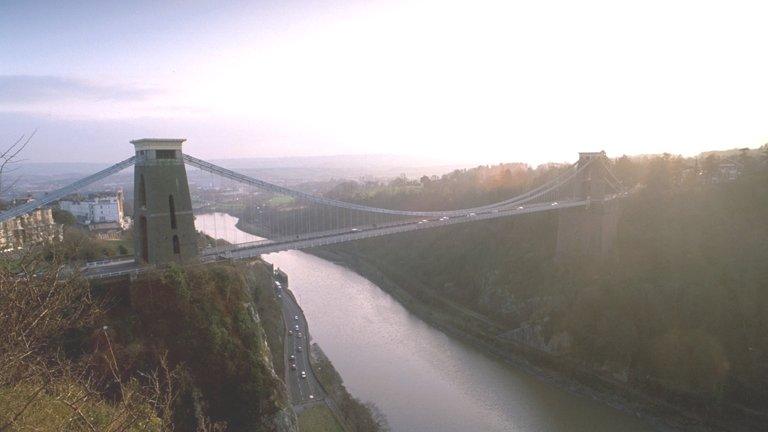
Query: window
172 235 180 255
139 216 149 262
156 150 176 159
168 195 177 229
138 174 147 208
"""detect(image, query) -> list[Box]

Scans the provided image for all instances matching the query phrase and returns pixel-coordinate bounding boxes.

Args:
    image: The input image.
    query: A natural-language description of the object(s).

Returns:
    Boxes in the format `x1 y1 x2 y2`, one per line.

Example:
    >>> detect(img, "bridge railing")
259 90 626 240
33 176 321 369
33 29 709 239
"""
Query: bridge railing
183 154 587 218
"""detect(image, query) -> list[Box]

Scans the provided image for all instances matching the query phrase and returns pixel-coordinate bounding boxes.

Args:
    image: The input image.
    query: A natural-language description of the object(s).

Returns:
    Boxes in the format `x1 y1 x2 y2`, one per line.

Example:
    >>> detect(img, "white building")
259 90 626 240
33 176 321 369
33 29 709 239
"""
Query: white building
59 190 128 228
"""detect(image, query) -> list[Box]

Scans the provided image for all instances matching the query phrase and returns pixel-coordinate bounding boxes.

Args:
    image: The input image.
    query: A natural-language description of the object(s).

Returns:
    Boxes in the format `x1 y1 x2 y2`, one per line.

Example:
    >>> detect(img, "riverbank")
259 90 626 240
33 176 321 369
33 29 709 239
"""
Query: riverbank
209 212 715 431
278 270 386 432
310 247 725 432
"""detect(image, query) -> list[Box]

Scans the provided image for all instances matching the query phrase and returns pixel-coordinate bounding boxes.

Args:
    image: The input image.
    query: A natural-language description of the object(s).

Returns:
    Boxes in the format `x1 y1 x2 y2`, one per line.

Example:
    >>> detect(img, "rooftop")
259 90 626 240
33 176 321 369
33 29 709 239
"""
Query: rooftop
131 138 186 151
130 138 186 144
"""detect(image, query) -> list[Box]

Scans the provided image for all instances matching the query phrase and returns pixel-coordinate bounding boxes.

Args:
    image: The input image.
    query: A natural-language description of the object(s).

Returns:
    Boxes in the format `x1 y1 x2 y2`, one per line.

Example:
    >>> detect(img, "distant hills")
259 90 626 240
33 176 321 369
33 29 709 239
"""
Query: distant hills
15 154 473 184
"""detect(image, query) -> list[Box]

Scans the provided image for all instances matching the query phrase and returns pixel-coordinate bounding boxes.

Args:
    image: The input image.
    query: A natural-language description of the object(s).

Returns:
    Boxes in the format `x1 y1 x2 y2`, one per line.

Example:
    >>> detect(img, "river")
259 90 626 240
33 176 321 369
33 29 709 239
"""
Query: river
195 212 657 432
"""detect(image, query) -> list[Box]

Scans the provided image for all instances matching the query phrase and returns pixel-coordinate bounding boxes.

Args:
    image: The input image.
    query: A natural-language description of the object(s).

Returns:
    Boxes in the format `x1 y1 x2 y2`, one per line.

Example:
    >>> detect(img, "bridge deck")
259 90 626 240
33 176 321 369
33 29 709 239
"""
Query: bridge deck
83 198 592 279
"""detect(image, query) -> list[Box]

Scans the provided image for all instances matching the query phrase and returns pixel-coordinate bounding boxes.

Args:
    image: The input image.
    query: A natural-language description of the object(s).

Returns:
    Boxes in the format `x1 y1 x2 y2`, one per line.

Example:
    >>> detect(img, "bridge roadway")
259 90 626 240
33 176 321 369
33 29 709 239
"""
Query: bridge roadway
82 198 598 279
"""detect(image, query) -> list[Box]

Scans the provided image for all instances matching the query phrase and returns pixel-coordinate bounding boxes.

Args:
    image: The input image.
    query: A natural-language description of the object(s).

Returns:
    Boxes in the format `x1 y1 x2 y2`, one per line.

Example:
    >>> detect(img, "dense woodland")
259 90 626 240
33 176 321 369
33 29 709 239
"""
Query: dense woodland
325 147 768 426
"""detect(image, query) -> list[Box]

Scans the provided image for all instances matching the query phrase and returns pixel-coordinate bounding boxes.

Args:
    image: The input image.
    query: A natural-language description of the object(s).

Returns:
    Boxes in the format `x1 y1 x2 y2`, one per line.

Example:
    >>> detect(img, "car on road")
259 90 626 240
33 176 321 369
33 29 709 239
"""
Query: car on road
551 202 559 206
289 355 295 362
309 394 314 400
294 324 300 331
294 315 299 321
297 332 303 338
288 330 293 336
300 371 307 379
517 206 524 210
468 212 476 217
297 346 303 352
290 364 296 370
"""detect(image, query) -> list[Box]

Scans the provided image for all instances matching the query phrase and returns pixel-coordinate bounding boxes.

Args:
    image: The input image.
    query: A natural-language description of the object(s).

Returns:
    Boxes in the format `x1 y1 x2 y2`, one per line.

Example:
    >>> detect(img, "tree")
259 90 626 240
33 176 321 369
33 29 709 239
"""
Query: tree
613 155 640 187
701 153 720 183
0 248 177 431
644 154 676 192
762 143 768 164
0 131 34 203
52 208 77 226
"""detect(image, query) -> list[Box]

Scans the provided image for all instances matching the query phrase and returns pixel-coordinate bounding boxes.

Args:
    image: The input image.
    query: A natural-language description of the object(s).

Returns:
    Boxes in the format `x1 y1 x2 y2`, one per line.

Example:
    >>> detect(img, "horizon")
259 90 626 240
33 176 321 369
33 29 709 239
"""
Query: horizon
11 142 760 171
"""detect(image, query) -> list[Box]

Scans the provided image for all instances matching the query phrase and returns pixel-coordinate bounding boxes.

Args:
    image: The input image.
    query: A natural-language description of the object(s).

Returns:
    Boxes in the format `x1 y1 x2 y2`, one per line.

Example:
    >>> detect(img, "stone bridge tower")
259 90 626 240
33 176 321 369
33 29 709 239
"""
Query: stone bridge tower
132 138 198 265
555 152 619 261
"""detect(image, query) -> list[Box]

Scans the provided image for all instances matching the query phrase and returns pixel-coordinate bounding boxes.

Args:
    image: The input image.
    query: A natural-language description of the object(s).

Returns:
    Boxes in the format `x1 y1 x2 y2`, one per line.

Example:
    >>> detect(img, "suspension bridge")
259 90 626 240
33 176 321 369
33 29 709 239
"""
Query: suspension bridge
0 139 625 279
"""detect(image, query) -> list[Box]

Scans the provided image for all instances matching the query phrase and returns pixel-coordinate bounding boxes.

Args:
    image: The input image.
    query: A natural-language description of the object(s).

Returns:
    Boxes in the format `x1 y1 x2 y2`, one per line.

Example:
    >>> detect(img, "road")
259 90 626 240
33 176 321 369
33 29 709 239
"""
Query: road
80 258 139 279
275 281 325 406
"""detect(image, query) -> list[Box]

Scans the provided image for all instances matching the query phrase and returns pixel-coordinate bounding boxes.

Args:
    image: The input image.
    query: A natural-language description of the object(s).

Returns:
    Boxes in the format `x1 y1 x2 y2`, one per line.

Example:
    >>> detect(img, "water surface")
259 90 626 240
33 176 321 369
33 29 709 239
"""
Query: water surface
196 212 656 432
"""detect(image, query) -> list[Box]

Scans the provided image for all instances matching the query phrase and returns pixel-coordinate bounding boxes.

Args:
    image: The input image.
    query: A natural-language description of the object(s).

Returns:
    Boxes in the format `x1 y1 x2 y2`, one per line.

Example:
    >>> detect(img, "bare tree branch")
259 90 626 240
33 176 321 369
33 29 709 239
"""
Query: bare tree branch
0 130 35 200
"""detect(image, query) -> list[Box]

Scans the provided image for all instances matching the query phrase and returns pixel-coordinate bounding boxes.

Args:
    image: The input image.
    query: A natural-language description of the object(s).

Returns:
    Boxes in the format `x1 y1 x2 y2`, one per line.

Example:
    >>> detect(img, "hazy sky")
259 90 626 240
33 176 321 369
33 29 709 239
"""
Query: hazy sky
2 0 767 164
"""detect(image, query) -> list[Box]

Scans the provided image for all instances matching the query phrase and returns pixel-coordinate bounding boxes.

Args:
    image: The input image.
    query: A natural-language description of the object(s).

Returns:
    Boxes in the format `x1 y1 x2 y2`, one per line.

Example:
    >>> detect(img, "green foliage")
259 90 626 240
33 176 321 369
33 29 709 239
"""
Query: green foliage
0 382 164 431
650 329 729 397
297 405 345 432
52 208 77 226
45 226 133 262
324 151 768 414
128 263 286 430
1 253 173 431
246 261 286 379
326 162 562 212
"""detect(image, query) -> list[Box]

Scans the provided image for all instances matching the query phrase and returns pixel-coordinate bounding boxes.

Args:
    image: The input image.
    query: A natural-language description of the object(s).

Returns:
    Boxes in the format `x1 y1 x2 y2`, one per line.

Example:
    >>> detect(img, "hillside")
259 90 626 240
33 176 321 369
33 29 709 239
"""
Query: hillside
1 254 296 431
321 148 768 430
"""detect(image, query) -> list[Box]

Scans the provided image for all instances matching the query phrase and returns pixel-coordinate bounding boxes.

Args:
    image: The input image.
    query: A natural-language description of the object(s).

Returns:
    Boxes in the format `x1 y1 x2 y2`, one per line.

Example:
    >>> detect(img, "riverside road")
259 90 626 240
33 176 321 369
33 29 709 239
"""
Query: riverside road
276 281 324 406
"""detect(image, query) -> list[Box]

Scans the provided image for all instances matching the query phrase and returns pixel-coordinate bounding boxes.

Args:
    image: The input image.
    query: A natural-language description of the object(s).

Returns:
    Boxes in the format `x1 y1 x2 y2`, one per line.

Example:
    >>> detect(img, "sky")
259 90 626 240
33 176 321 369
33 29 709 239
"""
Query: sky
1 0 768 165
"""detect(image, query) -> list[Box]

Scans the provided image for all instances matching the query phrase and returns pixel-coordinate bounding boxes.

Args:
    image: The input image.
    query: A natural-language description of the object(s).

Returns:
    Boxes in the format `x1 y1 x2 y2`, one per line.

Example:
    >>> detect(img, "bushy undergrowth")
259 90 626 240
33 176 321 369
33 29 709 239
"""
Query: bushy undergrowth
1 250 288 432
